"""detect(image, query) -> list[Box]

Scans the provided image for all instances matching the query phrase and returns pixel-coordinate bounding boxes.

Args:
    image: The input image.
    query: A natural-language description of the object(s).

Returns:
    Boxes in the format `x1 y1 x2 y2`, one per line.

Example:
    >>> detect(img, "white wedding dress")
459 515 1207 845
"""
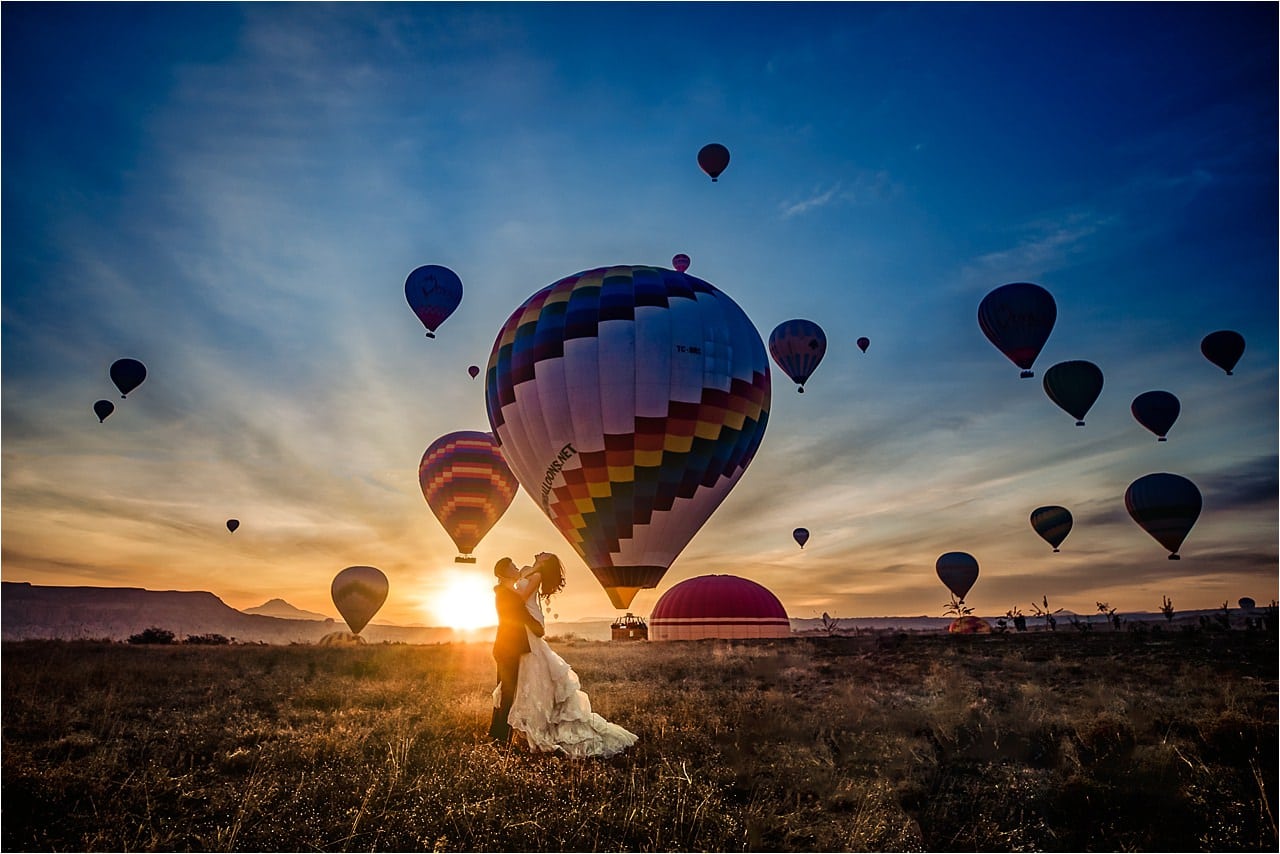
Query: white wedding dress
495 582 638 758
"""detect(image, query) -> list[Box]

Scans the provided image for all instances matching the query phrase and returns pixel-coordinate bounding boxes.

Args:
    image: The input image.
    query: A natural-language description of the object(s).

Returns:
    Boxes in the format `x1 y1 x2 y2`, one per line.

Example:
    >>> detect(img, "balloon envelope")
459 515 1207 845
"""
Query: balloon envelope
110 358 147 398
485 265 771 609
1030 505 1073 552
418 430 518 560
697 143 730 181
856 336 870 353
1124 473 1202 560
93 400 115 423
977 283 1056 377
672 253 690 273
1201 330 1245 375
1238 597 1256 611
404 265 463 338
226 519 239 533
793 527 809 548
936 552 979 602
331 565 389 634
1131 390 1180 441
468 365 480 379
1043 360 1103 425
948 616 992 634
768 319 827 393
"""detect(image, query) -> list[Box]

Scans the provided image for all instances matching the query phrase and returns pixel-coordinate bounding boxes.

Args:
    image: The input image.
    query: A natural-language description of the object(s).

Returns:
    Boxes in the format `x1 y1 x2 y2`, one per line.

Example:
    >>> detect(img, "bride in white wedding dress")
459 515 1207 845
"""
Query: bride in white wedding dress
497 553 638 758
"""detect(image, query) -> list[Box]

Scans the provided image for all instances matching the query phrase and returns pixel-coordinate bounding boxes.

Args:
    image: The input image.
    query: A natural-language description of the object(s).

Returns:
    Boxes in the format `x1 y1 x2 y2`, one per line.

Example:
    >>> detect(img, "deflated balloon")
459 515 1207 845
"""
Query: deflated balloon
1131 391 1180 441
1125 473 1201 560
1030 506 1073 552
405 265 463 338
948 616 992 634
468 365 480 379
856 337 870 353
978 283 1056 378
226 519 239 533
418 431 518 562
1239 597 1256 611
331 565 389 634
697 143 730 181
936 552 979 602
768 319 827 393
672 254 690 273
793 527 809 548
1201 330 1245 375
485 265 771 610
110 358 147 398
93 400 115 423
1043 360 1103 426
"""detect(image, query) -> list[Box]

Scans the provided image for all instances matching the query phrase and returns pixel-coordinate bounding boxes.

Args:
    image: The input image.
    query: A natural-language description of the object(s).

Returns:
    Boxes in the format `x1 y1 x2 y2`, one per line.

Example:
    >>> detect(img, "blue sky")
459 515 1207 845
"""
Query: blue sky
3 3 1276 626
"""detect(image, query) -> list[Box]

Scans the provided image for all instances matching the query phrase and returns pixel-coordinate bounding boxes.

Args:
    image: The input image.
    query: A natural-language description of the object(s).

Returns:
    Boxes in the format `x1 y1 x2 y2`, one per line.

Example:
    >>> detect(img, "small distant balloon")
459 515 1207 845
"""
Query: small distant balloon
936 552 979 602
331 565 389 634
769 319 827 393
226 519 240 533
1125 473 1202 560
672 253 691 273
1131 391 1180 441
93 400 115 423
110 358 147 398
978 283 1056 378
1200 330 1245 375
1043 360 1103 426
1238 597 1256 611
697 143 730 182
468 365 480 379
793 527 809 548
1030 506 1073 552
856 337 870 353
404 265 463 338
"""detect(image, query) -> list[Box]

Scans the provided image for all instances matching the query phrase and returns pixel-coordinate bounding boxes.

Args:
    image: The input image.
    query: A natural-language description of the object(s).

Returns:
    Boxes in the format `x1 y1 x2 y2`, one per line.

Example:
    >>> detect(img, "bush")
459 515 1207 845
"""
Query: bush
126 627 175 645
183 633 231 645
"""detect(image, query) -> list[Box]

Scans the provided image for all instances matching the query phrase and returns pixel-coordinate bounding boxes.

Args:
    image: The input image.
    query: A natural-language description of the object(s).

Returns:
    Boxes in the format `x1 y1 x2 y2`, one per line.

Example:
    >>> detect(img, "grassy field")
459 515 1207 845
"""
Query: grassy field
3 630 1276 852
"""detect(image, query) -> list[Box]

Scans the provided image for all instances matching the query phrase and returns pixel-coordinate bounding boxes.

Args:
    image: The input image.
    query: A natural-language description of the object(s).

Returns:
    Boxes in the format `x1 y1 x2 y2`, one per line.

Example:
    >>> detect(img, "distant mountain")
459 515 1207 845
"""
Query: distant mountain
243 598 331 621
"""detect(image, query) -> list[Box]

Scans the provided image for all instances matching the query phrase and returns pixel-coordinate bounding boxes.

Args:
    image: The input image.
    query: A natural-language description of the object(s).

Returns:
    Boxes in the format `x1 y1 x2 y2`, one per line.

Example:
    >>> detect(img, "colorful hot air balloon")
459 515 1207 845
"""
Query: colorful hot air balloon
697 143 730 182
793 527 809 548
1239 597 1256 611
1200 330 1245 375
226 519 239 533
1043 360 1103 426
93 400 115 423
856 336 870 353
1125 473 1202 560
768 319 827 393
977 283 1056 378
1131 391 1180 441
1030 505 1073 552
468 365 480 379
418 430 518 563
948 616 992 634
331 565 389 634
404 265 463 338
672 253 690 273
936 552 979 602
485 265 771 610
110 358 147 398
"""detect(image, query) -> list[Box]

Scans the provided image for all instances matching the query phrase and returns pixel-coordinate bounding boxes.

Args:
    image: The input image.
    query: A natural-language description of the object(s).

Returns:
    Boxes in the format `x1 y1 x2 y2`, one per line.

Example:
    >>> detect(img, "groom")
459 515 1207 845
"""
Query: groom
489 557 544 744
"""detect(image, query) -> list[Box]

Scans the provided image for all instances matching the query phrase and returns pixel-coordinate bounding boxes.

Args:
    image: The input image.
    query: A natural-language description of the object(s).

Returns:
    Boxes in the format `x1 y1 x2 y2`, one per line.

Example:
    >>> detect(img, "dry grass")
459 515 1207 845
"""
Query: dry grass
2 631 1275 851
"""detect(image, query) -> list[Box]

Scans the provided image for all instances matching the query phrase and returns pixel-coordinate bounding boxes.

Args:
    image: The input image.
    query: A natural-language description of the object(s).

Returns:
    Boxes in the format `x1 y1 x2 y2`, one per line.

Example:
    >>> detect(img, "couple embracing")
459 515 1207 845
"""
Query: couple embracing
488 552 637 758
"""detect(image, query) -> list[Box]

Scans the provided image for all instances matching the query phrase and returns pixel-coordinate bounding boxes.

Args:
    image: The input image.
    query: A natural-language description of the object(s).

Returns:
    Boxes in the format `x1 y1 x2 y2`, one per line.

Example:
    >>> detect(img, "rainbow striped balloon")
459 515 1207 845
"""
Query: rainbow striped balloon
418 431 518 562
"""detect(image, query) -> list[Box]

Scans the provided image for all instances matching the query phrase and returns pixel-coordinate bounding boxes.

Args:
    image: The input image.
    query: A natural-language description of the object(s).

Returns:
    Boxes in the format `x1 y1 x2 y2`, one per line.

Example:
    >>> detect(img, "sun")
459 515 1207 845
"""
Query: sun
431 573 495 630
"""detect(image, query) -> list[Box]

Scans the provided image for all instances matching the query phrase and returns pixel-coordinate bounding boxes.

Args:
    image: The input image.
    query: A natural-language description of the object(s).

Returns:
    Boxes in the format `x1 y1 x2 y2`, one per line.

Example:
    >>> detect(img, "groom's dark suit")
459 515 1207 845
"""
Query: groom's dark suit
489 582 544 743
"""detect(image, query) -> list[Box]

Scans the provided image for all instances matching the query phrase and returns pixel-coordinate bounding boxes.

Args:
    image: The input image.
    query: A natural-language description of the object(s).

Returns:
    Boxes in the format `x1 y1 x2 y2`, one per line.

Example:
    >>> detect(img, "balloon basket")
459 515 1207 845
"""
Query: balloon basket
455 555 477 564
426 331 435 338
1158 437 1167 442
1075 421 1085 426
1020 371 1034 378
1168 554 1181 560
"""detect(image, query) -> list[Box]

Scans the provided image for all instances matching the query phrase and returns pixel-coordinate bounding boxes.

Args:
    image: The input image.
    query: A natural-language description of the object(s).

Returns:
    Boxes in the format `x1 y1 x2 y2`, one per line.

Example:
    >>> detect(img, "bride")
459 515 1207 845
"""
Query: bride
497 552 638 758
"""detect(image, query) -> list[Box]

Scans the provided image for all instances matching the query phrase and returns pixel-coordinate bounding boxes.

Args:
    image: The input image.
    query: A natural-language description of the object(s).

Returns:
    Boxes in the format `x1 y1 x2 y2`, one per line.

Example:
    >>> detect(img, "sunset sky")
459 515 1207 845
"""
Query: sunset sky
3 4 1276 628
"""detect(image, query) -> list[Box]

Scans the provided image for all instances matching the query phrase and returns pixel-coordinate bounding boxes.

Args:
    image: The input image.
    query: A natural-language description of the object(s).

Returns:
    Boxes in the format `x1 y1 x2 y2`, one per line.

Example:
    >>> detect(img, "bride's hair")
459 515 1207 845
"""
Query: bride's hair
535 553 566 603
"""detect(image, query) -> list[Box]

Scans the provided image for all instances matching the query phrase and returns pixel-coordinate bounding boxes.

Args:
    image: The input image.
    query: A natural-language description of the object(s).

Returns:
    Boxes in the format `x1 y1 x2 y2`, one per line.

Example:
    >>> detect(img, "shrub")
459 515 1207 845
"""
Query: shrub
184 633 231 645
126 627 175 645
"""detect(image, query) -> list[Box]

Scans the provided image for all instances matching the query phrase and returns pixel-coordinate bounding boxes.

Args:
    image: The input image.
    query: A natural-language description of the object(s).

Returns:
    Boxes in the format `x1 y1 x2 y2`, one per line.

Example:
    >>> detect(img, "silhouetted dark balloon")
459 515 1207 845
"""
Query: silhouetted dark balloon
468 365 480 379
769 319 827 393
110 358 147 398
1030 506 1073 552
697 143 730 182
793 527 809 548
1125 472 1201 560
856 337 870 353
978 283 1056 378
672 253 690 273
936 552 979 602
404 265 463 338
1131 390 1180 441
1043 360 1103 426
1238 597 1256 611
226 519 240 533
93 400 115 423
1200 330 1245 375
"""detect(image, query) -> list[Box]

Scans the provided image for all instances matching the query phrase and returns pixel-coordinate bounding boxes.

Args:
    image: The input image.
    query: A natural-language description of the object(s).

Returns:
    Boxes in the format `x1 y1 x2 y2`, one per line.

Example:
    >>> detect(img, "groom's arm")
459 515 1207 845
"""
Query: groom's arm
521 604 545 637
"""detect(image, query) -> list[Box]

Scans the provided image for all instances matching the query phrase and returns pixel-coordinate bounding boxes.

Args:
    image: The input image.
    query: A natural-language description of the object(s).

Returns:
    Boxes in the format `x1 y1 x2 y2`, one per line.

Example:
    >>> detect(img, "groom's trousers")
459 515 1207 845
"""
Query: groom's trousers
489 655 520 743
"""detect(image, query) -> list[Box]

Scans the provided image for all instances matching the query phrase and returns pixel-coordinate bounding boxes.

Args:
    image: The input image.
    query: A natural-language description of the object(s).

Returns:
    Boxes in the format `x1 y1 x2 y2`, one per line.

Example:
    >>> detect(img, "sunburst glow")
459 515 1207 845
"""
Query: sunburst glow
431 573 496 630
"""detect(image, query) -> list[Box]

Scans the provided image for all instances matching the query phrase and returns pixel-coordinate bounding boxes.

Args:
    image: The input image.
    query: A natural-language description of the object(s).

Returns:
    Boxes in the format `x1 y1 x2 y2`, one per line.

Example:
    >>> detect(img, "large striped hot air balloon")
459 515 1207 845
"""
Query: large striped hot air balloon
485 264 771 610
768 319 827 393
1043 360 1104 426
1125 473 1202 560
978 283 1056 378
1030 505 1073 552
418 431 518 563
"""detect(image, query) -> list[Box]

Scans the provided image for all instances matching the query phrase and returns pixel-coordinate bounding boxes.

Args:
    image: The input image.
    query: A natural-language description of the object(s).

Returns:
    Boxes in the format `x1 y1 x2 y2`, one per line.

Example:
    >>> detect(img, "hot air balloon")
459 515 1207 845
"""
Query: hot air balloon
1030 506 1073 552
948 616 992 634
978 283 1056 378
1131 391 1180 441
1238 597 1256 611
404 264 463 338
856 336 870 353
1043 360 1103 426
418 430 518 563
331 565 389 634
697 143 730 182
936 552 979 602
1125 473 1201 560
768 319 827 393
468 365 480 379
485 265 771 610
1201 330 1245 375
110 358 147 398
93 400 115 423
793 527 809 548
226 519 239 533
672 253 690 273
